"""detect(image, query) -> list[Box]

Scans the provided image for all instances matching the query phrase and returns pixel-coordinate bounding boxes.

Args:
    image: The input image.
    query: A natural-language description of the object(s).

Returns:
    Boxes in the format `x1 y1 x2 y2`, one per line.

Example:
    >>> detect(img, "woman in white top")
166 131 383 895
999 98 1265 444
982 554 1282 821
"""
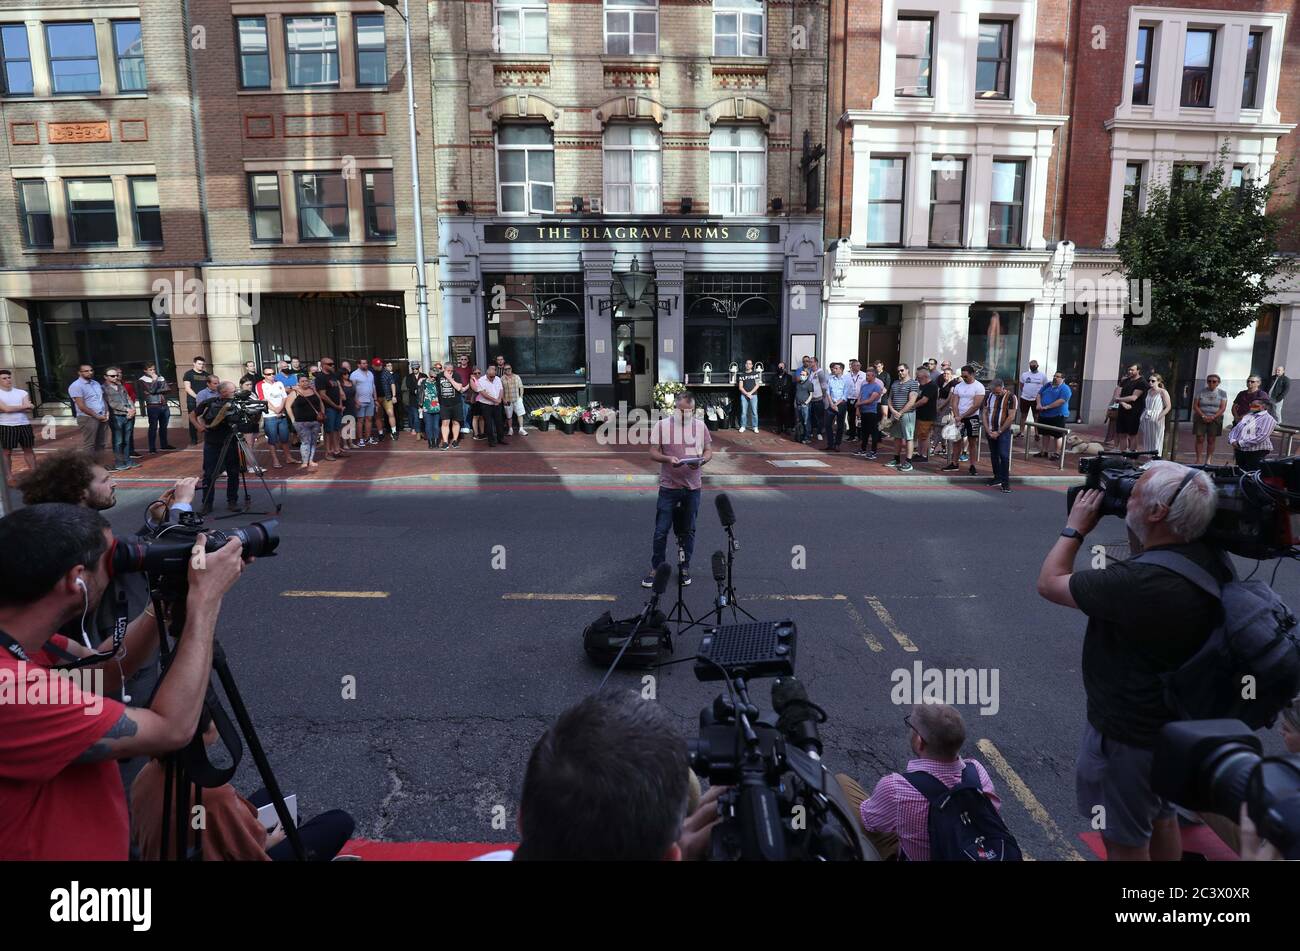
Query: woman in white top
0 368 36 485
1139 373 1172 458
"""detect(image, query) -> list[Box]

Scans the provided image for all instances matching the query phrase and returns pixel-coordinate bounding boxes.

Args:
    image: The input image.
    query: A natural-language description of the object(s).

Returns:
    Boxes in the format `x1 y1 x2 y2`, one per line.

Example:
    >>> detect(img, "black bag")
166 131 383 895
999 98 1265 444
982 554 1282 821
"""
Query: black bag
1133 550 1300 729
582 610 671 669
902 763 1022 862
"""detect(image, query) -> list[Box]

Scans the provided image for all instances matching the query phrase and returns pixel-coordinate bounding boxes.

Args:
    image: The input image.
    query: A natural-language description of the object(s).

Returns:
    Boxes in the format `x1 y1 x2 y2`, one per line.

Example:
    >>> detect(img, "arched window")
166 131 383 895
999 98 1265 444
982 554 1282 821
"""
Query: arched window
603 125 661 214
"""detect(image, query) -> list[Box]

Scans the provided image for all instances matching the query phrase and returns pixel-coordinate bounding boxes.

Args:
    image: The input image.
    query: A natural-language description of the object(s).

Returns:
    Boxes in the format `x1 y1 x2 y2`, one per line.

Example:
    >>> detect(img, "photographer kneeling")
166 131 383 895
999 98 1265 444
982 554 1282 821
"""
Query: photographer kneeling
1037 460 1221 861
0 504 244 859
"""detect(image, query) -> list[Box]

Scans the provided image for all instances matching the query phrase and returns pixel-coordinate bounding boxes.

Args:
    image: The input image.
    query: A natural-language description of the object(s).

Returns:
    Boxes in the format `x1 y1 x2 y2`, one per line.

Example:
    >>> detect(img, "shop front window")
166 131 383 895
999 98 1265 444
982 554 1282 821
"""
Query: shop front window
30 299 173 404
966 306 1022 386
683 272 781 381
484 273 585 380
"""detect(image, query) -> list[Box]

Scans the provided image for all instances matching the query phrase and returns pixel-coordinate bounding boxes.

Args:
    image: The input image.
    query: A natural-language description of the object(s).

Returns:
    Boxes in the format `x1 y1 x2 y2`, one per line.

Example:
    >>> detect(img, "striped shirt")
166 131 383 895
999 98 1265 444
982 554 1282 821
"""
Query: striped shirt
889 378 920 413
859 757 1001 862
1229 410 1276 451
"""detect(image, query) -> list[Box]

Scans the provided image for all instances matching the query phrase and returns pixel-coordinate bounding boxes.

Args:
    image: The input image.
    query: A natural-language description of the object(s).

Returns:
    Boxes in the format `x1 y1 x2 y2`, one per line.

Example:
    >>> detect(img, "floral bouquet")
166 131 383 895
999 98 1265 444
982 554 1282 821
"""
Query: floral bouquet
652 380 687 411
554 405 583 424
530 406 557 421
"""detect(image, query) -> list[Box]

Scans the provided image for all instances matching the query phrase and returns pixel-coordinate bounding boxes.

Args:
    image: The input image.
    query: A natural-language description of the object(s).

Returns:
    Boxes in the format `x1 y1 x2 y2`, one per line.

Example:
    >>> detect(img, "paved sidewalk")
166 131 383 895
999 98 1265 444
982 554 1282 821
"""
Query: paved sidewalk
8 419 1238 487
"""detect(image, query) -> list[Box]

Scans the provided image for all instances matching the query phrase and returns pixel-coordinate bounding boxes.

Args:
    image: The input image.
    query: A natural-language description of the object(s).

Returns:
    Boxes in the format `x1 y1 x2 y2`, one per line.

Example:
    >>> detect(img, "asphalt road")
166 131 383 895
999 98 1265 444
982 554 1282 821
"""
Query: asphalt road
102 479 1300 860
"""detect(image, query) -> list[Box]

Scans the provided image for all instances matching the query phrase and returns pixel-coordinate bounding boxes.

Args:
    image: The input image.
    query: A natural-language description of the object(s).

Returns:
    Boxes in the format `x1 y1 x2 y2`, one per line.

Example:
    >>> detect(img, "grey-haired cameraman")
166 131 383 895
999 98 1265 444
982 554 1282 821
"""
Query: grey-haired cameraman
1036 460 1221 862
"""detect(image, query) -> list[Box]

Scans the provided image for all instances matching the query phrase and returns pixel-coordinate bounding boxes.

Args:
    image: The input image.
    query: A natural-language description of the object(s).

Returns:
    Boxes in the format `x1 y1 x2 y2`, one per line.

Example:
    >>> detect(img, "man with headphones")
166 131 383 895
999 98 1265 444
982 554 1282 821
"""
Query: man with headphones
0 504 245 860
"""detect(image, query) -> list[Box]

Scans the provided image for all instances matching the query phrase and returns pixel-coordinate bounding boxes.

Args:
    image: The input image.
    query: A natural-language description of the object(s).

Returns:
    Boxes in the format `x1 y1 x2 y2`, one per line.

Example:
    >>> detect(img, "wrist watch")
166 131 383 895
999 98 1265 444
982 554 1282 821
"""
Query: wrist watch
1060 526 1084 540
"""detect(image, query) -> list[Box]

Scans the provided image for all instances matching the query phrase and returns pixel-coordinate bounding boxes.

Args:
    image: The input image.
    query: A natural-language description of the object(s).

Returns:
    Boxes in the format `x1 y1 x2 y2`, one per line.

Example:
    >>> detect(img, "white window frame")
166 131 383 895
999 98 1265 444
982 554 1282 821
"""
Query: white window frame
603 125 662 214
496 125 555 216
495 0 549 54
709 125 767 217
713 0 765 58
604 0 658 56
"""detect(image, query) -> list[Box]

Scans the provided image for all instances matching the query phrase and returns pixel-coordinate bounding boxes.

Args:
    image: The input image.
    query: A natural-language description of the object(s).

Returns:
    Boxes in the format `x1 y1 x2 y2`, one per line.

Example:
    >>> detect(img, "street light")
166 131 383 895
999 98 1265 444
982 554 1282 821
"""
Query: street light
598 255 672 315
379 0 432 371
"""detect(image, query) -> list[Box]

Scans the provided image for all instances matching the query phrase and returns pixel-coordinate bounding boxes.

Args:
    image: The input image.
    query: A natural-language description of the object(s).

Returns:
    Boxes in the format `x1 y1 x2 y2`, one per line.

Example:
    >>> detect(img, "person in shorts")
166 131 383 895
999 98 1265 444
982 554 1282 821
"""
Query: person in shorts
0 368 36 485
882 364 919 472
944 366 985 471
1115 364 1148 452
255 365 290 470
912 366 938 463
1192 374 1228 465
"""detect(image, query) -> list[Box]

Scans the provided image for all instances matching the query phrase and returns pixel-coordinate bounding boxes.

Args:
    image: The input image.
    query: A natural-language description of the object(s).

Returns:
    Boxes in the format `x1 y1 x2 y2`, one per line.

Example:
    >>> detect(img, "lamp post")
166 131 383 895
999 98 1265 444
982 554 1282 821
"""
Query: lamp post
598 255 672 316
380 0 432 371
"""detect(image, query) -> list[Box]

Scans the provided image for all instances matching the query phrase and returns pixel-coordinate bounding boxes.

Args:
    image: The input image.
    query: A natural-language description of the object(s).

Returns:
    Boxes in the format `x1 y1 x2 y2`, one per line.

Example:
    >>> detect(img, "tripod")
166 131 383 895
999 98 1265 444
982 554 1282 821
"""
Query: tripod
716 521 756 623
151 586 305 861
665 536 696 628
200 416 281 518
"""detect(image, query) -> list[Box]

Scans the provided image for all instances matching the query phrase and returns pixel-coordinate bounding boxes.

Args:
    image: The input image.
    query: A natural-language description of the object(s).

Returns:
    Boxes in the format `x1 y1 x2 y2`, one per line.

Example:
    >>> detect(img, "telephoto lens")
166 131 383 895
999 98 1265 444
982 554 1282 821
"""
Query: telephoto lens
110 519 279 578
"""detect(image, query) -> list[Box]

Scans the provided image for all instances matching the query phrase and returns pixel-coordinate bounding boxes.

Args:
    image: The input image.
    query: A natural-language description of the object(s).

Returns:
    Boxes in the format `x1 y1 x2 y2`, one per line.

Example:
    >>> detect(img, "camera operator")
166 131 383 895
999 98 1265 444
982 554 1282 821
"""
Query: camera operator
496 690 722 861
1036 460 1222 861
0 504 244 859
18 454 201 789
193 381 242 515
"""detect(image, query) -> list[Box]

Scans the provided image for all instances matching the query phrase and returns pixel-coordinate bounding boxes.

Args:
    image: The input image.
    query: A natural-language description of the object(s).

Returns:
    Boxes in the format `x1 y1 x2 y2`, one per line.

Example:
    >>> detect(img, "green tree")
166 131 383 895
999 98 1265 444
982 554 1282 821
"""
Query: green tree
1113 146 1297 459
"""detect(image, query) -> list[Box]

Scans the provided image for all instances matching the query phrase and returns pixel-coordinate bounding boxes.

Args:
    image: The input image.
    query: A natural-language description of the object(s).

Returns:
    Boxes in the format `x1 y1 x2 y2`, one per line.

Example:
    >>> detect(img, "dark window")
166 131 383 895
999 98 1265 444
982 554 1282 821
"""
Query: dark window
1132 26 1154 105
967 307 1023 386
354 14 387 87
296 172 348 241
112 20 145 92
66 179 118 246
1181 29 1215 107
1251 306 1279 381
363 170 395 240
1122 162 1143 220
929 158 965 247
17 180 52 248
285 15 339 88
683 272 781 377
483 273 586 379
236 17 269 89
1231 165 1248 190
1242 30 1263 109
976 20 1012 99
895 17 932 97
988 160 1025 248
1 24 33 96
867 157 905 246
45 22 100 94
1173 163 1202 191
248 174 282 242
129 176 161 245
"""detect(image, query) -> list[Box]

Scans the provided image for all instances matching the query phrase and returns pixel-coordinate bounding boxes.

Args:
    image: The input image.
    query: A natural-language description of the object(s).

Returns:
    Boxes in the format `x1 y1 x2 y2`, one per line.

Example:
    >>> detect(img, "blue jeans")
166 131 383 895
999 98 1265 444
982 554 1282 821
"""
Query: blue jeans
462 401 473 428
740 393 759 429
407 404 421 432
796 403 810 440
652 487 701 571
987 430 1012 485
423 411 441 444
263 415 290 445
146 404 171 451
109 415 132 465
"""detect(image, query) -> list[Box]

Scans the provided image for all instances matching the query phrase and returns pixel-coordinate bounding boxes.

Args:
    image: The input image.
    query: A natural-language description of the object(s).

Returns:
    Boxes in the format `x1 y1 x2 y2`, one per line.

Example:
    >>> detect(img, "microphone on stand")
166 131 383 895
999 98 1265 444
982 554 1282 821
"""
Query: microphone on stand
712 551 729 609
715 493 736 528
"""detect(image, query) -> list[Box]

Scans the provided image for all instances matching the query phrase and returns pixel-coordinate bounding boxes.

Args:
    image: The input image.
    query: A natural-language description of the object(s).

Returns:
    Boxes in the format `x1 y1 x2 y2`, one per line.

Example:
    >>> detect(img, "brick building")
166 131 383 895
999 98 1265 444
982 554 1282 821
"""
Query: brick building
826 0 1300 423
0 0 438 408
431 0 829 412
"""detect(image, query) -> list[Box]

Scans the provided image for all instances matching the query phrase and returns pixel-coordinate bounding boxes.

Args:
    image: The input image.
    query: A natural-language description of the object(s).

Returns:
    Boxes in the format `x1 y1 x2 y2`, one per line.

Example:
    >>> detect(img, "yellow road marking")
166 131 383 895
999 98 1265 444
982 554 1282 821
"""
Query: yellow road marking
743 594 847 601
977 738 1085 862
843 599 884 652
502 593 617 602
281 590 389 598
864 596 918 652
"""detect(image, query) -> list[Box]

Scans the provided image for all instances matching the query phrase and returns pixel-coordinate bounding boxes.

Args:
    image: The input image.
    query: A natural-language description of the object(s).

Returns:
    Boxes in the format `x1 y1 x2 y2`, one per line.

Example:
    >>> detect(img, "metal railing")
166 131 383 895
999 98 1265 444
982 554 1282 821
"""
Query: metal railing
1017 419 1073 472
1274 424 1300 456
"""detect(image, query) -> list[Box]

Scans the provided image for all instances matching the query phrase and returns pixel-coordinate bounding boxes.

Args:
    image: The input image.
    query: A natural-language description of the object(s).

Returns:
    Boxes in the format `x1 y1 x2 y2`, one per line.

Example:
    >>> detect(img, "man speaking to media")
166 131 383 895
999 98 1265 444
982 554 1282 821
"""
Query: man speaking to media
645 391 713 589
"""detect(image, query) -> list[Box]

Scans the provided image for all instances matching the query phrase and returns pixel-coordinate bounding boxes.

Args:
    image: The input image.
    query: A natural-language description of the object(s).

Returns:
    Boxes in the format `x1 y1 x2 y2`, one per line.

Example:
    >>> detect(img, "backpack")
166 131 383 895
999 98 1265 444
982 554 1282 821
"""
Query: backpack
902 763 1022 862
1133 550 1300 729
582 609 671 669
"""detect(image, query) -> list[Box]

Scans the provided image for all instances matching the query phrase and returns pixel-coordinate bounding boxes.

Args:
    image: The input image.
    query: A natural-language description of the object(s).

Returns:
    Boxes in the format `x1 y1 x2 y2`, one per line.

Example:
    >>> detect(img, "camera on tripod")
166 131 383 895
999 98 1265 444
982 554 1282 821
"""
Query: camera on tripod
111 510 279 594
688 620 879 861
1066 453 1300 559
222 393 269 435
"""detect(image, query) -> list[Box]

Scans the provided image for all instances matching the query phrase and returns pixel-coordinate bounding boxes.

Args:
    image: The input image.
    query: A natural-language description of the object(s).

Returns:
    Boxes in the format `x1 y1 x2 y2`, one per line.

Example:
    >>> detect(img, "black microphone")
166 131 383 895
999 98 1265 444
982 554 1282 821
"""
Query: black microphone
772 676 824 758
651 562 672 597
716 492 736 528
711 550 726 584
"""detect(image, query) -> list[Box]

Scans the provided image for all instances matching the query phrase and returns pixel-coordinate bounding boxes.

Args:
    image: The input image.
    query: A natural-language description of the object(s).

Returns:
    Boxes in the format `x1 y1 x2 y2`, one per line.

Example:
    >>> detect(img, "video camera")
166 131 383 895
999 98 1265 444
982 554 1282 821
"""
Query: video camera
1067 453 1300 559
688 620 879 861
1153 719 1300 859
205 393 269 435
111 510 278 596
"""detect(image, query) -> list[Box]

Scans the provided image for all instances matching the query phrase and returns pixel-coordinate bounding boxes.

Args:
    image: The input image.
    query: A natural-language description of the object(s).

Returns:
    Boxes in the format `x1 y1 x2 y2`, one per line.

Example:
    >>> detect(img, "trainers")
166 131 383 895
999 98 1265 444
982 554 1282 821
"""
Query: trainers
867 451 878 460
680 569 692 586
739 426 747 433
899 462 914 472
1001 484 1012 494
942 463 960 472
885 458 899 469
641 572 657 589
519 428 528 435
959 452 969 462
986 478 1000 486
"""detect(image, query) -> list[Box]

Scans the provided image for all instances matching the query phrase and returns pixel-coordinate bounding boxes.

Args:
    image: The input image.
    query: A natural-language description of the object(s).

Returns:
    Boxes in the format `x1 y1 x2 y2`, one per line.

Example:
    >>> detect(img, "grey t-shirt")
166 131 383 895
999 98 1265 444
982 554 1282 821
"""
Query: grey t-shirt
1195 387 1227 417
